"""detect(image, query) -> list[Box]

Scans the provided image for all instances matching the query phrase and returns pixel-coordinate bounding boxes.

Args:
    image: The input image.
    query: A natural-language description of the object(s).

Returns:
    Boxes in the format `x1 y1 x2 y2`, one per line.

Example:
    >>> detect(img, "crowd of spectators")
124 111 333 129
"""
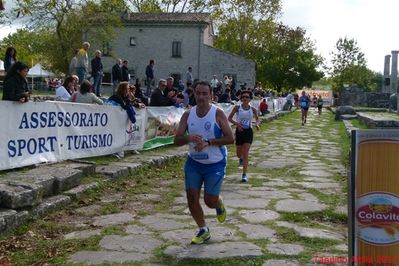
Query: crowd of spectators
2 43 299 116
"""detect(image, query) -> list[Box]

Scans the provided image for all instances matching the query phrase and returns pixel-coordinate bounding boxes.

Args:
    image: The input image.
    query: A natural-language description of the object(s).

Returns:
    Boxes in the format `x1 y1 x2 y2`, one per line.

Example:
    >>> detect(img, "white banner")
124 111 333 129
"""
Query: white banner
123 108 146 151
0 101 126 170
0 99 286 170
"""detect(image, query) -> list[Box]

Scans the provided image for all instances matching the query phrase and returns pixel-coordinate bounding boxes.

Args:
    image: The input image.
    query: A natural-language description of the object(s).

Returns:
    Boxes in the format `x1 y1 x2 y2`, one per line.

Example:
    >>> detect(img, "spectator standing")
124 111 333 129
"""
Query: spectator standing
2 61 29 103
186 66 193 87
145 59 155 97
174 81 234 244
112 59 122 95
71 80 103 105
210 75 219 90
121 60 130 82
76 42 90 84
69 49 79 75
91 50 103 97
4 46 17 73
286 92 293 111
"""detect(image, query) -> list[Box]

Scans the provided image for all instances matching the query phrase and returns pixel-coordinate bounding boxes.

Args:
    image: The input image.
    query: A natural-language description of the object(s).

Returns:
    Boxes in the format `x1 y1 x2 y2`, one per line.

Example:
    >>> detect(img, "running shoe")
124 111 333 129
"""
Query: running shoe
241 174 248 182
191 227 211 244
216 197 226 223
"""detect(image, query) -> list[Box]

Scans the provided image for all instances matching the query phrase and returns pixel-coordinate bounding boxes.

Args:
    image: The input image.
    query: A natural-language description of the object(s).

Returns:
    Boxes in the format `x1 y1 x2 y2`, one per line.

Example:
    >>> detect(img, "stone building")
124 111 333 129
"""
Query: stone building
94 13 255 88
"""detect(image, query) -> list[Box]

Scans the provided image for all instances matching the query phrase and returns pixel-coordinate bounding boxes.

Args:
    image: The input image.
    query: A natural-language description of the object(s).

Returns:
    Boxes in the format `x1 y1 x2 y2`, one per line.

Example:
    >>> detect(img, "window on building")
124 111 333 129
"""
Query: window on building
102 42 111 56
172 41 181 58
130 37 136 46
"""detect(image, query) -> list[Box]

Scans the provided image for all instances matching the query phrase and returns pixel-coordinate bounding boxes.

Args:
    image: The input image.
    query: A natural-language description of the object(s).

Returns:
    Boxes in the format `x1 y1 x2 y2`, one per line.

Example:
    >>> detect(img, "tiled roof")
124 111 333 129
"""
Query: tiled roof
123 13 211 24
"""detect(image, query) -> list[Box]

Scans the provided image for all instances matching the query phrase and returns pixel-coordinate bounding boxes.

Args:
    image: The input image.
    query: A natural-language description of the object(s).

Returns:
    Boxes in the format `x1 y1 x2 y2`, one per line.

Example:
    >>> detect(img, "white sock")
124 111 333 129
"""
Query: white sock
201 226 208 232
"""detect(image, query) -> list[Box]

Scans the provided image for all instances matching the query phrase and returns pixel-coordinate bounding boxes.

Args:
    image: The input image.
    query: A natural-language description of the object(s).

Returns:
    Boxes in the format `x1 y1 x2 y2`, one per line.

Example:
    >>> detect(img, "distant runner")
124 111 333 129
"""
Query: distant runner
228 90 260 182
317 94 323 115
299 90 310 126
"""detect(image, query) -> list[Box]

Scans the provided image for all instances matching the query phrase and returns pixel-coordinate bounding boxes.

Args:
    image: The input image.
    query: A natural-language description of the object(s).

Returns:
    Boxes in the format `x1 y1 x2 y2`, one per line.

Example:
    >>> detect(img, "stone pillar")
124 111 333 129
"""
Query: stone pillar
390 51 399 93
383 55 391 92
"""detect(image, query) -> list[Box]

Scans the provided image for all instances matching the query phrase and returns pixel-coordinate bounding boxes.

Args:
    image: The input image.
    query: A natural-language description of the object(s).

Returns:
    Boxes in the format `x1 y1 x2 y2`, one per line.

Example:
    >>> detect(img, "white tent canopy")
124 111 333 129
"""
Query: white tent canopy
28 63 55 77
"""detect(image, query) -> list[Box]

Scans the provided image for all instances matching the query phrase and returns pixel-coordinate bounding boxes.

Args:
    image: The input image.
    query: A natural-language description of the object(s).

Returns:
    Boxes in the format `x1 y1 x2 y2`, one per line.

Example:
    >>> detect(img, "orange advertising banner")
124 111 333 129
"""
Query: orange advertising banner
295 89 333 106
350 130 399 265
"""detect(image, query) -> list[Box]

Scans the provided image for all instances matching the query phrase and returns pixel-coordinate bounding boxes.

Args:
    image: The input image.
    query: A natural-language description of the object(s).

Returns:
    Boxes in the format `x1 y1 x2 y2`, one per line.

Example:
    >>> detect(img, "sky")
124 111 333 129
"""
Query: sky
1 0 398 73
280 0 399 73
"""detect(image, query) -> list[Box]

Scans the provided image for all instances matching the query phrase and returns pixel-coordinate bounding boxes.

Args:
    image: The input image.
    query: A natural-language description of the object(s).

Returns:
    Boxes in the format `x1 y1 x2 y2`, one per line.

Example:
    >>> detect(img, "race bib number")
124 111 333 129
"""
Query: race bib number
191 152 209 160
240 118 251 129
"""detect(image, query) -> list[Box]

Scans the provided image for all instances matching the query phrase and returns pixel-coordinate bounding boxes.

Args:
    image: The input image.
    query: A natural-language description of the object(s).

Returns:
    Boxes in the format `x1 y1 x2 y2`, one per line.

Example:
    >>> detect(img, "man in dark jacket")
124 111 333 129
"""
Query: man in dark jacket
121 60 130 82
150 79 175 106
91 50 103 97
112 59 122 94
145 59 155 97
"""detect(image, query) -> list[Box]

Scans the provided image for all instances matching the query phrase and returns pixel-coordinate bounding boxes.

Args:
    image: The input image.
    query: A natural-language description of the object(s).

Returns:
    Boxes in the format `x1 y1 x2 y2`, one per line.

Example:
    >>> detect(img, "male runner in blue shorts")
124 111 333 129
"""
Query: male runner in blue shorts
174 81 234 244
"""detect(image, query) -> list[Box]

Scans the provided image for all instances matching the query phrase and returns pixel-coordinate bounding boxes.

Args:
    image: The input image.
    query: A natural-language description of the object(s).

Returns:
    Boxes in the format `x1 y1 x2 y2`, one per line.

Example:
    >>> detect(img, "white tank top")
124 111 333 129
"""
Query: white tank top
237 105 254 129
187 105 227 164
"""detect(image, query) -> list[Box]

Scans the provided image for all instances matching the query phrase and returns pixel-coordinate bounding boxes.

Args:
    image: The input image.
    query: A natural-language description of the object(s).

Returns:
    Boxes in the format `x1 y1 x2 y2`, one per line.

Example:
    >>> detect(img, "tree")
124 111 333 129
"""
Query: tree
330 37 366 76
255 23 323 91
214 0 280 57
8 0 126 73
330 37 379 91
0 29 47 68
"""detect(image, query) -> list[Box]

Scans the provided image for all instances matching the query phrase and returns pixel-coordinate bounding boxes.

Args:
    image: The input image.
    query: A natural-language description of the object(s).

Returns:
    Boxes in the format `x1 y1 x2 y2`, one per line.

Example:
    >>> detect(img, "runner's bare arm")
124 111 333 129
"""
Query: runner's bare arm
228 105 239 125
252 106 260 130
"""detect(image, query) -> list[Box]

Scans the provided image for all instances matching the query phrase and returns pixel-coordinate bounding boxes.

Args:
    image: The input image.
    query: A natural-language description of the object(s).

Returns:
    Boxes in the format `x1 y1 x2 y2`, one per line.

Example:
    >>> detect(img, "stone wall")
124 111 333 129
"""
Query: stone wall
338 86 391 108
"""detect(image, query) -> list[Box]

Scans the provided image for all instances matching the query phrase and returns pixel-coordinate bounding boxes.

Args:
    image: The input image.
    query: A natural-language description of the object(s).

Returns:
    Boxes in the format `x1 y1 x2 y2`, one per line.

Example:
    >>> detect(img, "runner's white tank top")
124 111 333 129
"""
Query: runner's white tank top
237 105 254 129
187 105 227 164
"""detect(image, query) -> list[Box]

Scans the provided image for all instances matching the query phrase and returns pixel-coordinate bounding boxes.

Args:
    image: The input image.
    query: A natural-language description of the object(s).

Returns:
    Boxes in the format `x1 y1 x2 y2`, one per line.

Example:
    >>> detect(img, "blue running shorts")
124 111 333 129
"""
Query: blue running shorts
184 157 226 196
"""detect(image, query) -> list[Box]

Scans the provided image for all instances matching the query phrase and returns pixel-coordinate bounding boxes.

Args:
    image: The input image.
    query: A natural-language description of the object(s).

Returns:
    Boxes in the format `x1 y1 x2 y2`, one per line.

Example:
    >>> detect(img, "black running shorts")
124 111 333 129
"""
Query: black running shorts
235 128 253 145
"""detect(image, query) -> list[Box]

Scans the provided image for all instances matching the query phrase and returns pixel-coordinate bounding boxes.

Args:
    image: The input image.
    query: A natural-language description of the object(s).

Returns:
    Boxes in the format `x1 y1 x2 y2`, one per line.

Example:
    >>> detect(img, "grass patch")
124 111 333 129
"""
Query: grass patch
101 225 127 236
305 210 347 224
99 203 122 215
350 118 368 129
